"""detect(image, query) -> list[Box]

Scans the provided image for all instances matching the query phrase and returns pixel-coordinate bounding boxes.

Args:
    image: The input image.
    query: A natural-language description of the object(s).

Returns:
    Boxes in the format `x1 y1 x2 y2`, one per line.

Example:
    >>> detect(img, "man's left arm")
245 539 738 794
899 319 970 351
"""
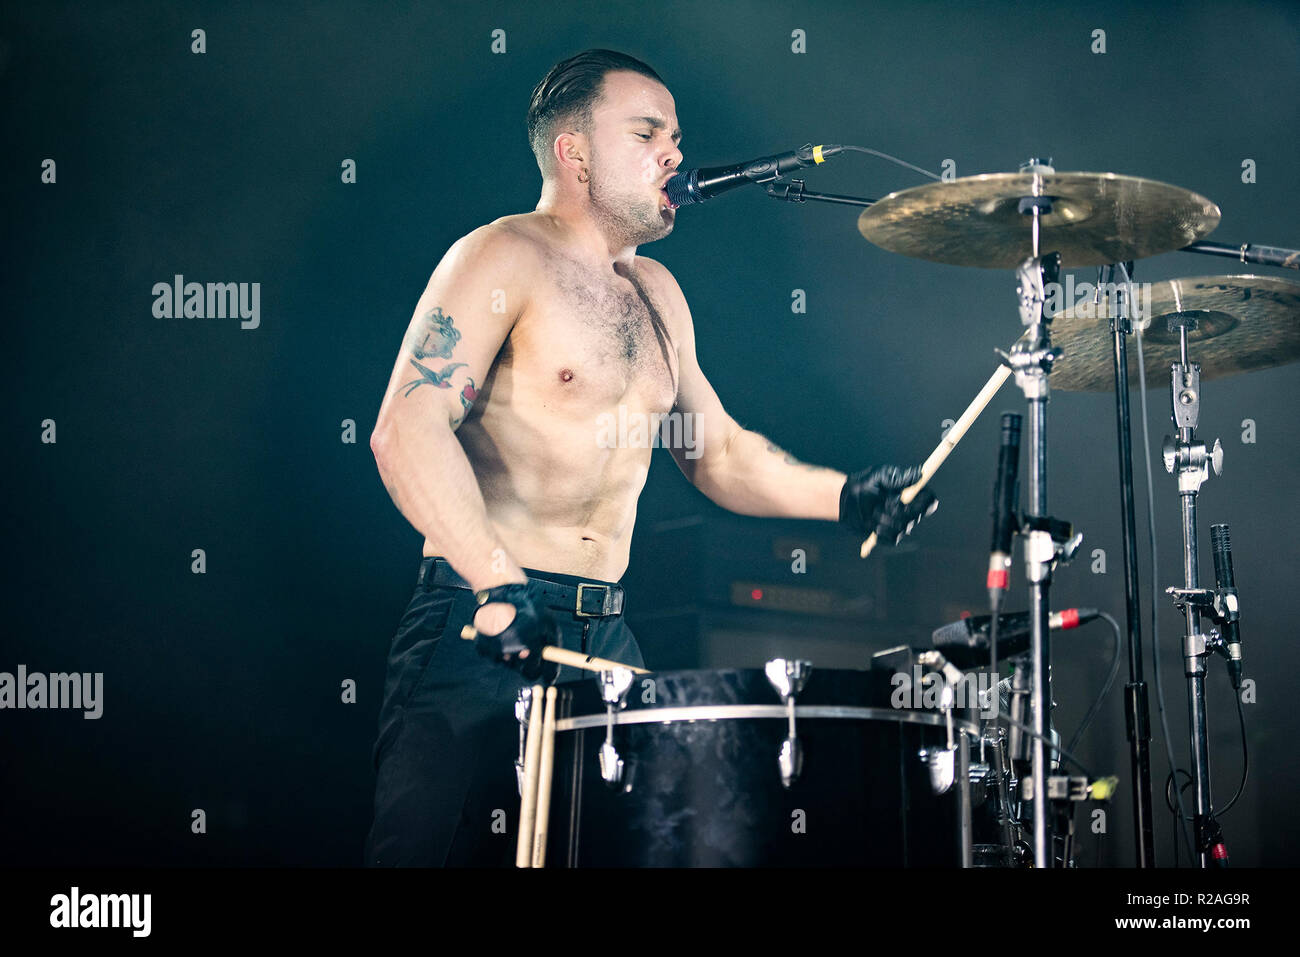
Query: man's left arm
669 329 845 520
650 262 936 542
647 261 839 520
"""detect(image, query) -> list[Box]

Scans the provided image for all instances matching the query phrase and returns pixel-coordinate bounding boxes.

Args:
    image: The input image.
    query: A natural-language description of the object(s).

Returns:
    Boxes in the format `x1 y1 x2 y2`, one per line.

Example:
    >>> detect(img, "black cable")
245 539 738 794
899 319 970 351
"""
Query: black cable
1218 688 1250 813
989 608 1000 695
985 701 1097 780
838 145 941 182
1164 769 1194 816
1161 673 1250 821
1066 611 1123 754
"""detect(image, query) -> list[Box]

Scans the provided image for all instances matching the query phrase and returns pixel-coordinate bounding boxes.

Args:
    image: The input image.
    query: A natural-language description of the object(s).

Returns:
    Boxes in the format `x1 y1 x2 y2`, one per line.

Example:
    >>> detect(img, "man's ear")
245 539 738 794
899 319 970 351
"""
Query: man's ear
553 130 588 179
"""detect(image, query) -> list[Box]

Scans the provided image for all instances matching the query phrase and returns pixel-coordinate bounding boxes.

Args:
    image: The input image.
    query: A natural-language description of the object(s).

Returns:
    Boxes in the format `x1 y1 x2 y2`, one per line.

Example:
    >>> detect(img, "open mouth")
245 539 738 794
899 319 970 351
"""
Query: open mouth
659 188 677 210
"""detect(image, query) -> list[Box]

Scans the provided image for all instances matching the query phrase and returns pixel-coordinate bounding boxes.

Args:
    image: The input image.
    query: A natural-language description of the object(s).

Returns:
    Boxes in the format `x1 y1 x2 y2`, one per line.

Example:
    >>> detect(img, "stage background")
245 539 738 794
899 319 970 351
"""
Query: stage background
3 0 1297 866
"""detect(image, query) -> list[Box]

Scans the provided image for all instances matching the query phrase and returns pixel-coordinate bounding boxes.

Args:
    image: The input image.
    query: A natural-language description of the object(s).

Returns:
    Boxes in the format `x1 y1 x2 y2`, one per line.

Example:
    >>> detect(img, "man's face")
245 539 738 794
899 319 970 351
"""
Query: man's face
583 70 683 247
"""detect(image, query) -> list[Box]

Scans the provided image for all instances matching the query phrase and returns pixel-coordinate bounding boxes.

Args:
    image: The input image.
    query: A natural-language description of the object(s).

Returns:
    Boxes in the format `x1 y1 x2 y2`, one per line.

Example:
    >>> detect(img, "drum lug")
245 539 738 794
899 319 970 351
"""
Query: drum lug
596 668 635 789
764 658 811 700
765 658 812 788
920 746 957 794
598 741 625 787
777 736 804 789
597 667 636 707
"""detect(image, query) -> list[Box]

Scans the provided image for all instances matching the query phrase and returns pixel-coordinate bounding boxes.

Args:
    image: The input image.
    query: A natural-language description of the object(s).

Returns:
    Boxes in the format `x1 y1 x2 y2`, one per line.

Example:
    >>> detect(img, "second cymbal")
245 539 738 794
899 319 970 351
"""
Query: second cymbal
1049 275 1300 391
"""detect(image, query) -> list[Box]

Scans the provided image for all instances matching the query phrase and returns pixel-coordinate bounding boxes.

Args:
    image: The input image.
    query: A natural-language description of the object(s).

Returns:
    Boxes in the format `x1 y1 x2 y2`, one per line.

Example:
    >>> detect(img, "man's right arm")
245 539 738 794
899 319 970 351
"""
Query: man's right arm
369 223 533 597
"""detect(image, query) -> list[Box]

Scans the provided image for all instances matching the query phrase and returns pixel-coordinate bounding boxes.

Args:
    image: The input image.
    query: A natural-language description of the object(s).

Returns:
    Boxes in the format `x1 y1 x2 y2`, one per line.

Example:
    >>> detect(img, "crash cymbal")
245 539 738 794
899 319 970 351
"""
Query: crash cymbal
1049 275 1300 391
857 171 1220 268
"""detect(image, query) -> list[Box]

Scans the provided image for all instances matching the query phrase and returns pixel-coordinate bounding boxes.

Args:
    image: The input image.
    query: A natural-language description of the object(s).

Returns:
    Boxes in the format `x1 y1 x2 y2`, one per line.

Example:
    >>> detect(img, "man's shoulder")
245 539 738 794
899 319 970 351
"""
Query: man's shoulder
451 214 549 263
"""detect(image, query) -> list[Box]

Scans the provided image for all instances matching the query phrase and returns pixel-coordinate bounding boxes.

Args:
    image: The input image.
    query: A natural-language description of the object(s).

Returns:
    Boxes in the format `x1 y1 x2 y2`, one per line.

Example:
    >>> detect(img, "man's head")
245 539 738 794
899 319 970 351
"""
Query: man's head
528 49 683 247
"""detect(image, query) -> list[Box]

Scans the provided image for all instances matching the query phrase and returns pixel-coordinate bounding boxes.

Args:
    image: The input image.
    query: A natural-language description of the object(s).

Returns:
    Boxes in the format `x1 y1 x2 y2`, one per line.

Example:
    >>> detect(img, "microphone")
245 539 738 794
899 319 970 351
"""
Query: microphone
988 412 1022 610
1210 524 1243 690
665 143 842 207
932 607 1099 668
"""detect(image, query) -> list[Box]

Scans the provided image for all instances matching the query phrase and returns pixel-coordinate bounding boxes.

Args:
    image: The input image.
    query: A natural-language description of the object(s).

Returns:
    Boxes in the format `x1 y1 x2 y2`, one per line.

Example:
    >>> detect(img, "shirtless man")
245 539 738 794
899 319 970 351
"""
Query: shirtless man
363 49 937 866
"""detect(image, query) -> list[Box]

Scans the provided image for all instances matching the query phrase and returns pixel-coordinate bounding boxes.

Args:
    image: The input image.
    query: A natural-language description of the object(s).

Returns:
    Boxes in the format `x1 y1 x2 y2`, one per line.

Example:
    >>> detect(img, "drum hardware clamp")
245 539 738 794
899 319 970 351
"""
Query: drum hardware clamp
597 668 635 788
764 658 812 788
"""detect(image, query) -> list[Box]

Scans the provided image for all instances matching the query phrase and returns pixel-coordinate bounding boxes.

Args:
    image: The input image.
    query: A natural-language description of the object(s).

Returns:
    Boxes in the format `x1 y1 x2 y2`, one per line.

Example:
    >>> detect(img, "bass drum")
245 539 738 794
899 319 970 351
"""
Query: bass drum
541 665 978 867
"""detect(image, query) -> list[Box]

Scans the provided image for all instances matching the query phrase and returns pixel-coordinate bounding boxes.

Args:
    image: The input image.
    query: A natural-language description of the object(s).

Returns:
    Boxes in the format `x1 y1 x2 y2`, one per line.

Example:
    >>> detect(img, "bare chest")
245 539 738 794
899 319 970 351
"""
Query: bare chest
509 260 679 412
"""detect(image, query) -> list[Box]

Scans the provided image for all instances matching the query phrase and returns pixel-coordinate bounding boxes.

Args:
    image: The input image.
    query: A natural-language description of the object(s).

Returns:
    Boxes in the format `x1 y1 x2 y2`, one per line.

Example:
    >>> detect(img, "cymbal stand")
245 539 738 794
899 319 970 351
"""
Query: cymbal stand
1001 158 1075 868
1160 318 1230 867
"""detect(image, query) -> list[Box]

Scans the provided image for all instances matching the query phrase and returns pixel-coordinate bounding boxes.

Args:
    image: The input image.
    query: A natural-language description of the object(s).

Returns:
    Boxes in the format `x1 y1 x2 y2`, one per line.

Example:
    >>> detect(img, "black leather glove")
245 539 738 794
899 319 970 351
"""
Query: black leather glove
839 465 939 546
471 583 561 682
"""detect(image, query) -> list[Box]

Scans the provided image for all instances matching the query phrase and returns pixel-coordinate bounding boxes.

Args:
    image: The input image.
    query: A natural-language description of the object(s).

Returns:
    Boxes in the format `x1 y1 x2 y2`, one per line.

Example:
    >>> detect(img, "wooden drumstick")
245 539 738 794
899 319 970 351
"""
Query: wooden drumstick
531 686 559 868
460 625 649 674
515 683 546 868
538 646 649 675
860 362 1014 558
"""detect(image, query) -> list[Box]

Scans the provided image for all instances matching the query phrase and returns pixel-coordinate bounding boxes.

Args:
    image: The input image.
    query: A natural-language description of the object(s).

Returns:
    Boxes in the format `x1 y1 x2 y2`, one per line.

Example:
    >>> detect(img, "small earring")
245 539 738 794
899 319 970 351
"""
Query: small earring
577 168 590 184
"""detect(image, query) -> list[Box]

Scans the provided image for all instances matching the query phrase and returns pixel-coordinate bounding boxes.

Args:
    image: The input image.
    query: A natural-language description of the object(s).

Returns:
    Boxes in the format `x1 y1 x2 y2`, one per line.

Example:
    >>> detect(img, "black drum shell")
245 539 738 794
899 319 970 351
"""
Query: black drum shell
543 667 972 867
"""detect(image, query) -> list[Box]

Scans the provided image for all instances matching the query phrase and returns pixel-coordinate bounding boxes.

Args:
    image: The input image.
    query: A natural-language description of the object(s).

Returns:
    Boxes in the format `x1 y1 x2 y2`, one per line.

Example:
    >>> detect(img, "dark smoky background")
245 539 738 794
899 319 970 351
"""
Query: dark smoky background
2 0 1296 866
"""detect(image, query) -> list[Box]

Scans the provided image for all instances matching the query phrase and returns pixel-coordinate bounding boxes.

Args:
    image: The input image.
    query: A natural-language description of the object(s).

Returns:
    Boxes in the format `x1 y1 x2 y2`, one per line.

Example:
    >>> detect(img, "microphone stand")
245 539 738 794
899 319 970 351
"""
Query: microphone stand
765 180 874 207
1095 262 1158 868
1161 321 1229 868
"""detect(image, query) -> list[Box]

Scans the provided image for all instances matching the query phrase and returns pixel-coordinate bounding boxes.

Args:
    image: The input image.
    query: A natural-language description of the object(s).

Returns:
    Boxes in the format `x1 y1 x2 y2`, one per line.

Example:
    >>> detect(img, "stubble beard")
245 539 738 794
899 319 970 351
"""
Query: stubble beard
587 155 674 249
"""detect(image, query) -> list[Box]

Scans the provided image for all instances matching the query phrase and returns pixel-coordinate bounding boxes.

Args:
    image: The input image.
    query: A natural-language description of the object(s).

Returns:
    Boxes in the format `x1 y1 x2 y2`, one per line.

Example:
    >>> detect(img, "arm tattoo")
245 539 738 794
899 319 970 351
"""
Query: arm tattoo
764 438 834 473
400 359 465 396
449 377 478 430
396 307 478 428
407 306 461 360
399 306 464 395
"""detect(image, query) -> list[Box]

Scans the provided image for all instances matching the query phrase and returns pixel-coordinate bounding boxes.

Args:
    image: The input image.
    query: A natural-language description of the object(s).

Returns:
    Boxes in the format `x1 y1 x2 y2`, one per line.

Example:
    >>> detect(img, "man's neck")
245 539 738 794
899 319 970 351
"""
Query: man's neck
535 187 637 270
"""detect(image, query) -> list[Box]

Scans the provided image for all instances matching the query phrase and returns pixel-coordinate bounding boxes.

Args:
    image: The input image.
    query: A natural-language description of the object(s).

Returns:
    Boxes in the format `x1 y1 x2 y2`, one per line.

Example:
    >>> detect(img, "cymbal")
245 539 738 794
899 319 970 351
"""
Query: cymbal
857 172 1220 268
1049 275 1300 391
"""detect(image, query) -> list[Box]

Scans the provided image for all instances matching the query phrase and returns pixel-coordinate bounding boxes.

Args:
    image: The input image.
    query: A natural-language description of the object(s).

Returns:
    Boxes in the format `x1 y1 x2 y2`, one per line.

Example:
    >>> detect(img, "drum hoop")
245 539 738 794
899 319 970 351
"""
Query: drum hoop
553 704 980 735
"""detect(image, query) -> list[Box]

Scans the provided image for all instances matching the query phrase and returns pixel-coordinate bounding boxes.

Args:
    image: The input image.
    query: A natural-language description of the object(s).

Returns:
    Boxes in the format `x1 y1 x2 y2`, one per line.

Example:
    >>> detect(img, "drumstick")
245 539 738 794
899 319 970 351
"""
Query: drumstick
538 646 649 675
460 625 649 674
531 685 559 868
860 362 1014 558
515 683 546 868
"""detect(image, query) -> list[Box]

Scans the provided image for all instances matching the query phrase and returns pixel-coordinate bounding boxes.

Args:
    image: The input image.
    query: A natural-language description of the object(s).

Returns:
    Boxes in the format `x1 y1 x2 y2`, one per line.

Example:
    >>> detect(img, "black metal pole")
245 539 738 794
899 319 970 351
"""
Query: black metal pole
1104 262 1157 867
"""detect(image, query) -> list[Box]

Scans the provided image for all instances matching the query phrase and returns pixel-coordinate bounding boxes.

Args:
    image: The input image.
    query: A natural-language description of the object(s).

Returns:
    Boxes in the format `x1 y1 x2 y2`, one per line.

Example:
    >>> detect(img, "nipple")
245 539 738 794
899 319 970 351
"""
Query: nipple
559 368 574 382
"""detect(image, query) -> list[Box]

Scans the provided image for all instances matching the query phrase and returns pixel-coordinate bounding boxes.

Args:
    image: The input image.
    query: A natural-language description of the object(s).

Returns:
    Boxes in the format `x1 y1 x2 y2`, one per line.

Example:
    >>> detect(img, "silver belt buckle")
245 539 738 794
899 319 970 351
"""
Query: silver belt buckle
575 582 609 617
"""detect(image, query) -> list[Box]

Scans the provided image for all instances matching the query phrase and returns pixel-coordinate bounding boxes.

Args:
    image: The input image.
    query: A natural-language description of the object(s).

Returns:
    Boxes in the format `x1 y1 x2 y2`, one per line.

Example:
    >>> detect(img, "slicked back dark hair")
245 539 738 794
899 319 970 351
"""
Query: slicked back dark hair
527 49 665 173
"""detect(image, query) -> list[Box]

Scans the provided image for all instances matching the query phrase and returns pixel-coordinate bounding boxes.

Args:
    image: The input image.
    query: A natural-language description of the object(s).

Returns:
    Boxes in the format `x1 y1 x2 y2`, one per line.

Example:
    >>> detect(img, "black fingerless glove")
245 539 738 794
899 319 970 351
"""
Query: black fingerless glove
839 464 939 547
472 583 561 682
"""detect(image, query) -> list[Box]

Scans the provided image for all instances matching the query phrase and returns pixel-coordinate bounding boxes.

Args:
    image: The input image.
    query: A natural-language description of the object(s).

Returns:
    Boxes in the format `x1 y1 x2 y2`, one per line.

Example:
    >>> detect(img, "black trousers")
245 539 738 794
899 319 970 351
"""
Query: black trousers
364 558 646 866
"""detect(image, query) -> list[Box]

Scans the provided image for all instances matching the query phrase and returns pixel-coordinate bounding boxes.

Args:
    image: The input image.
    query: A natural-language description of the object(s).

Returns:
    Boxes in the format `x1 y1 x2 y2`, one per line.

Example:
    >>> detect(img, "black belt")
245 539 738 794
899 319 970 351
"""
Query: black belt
417 557 625 618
